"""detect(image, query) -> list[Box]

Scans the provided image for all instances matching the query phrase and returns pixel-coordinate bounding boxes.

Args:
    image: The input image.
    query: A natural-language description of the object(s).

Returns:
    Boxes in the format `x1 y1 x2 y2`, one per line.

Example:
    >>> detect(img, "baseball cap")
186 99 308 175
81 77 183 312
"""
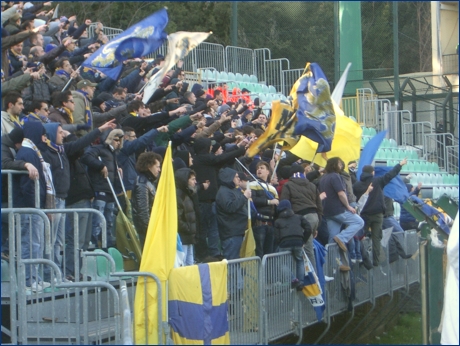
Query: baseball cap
77 79 98 89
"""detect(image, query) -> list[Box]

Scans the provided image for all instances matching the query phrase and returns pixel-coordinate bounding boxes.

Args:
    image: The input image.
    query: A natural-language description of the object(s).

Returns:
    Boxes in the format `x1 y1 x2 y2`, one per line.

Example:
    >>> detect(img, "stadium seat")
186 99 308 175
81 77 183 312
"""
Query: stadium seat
235 73 243 82
407 161 415 173
261 84 269 93
108 247 124 272
431 162 440 172
268 85 277 93
258 93 267 102
453 174 459 186
432 187 441 199
1 259 9 282
382 138 390 148
242 74 250 83
219 71 228 82
389 138 397 148
249 74 258 83
369 128 377 137
227 72 236 82
95 249 110 279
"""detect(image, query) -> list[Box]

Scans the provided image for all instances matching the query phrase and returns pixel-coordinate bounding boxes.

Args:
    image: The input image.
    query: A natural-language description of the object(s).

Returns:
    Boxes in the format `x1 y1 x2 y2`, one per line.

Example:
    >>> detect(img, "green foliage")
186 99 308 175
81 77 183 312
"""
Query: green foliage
56 1 431 78
369 312 422 344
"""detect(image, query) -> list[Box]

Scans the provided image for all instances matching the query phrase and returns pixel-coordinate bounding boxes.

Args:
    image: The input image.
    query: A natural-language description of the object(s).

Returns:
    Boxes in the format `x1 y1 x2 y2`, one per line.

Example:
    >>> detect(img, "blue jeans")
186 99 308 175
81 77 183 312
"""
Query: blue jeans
199 202 220 257
222 236 243 260
21 214 44 286
182 244 194 266
383 216 404 233
279 246 304 283
347 228 363 260
326 210 364 245
91 198 117 247
64 199 92 276
253 224 274 258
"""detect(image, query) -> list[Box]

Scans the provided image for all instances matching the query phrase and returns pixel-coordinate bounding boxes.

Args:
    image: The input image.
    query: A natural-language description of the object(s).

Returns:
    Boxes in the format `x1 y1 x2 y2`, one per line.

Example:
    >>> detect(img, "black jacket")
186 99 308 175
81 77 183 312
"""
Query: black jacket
131 171 157 244
353 164 402 216
81 142 121 196
192 137 245 202
215 168 248 240
274 208 311 248
42 126 101 199
175 168 198 245
280 177 323 216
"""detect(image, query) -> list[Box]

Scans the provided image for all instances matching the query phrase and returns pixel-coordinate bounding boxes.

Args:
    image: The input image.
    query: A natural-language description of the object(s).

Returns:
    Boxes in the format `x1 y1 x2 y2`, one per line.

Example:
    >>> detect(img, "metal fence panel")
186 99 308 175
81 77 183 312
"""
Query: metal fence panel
389 252 406 291
264 58 290 93
225 46 254 75
281 68 303 96
372 243 391 299
254 48 271 84
323 244 349 316
353 238 372 306
406 231 420 285
227 257 263 345
402 121 434 149
262 252 301 343
193 42 226 73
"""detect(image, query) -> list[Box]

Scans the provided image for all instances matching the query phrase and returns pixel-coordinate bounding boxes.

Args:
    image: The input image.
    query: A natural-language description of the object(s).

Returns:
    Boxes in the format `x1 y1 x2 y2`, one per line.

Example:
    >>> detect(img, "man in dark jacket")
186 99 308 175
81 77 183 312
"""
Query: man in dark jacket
248 161 279 258
215 168 252 260
42 120 116 279
13 121 49 290
352 158 407 266
81 128 124 248
399 182 422 231
192 137 248 261
280 164 322 273
175 168 199 265
274 200 312 290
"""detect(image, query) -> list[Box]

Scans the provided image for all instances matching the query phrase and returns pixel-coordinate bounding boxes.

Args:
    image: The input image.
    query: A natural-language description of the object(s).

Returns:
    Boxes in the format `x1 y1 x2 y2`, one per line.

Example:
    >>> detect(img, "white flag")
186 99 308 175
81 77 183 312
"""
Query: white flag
331 62 352 106
142 31 211 104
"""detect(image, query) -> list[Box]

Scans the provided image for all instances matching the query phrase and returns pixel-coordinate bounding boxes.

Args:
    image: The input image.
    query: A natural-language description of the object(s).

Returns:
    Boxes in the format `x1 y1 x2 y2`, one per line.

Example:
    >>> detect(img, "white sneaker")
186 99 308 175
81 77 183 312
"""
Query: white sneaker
40 281 51 289
29 282 44 292
325 276 334 282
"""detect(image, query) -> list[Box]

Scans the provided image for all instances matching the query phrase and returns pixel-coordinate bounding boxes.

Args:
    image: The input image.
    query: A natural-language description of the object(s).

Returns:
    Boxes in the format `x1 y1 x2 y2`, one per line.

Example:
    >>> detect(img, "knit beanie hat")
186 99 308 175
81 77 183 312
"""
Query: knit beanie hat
277 200 292 212
363 165 374 174
8 127 24 144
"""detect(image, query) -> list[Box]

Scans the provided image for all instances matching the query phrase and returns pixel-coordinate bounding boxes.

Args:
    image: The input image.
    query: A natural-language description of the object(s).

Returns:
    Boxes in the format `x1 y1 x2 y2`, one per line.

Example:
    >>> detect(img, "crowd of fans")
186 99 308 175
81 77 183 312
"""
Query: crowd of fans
1 2 420 292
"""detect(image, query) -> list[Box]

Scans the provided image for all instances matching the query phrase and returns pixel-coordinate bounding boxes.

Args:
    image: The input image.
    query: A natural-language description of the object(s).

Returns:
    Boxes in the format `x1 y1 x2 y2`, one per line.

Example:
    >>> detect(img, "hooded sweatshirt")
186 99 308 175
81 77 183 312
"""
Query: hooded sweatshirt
215 168 248 240
13 122 47 208
175 168 199 245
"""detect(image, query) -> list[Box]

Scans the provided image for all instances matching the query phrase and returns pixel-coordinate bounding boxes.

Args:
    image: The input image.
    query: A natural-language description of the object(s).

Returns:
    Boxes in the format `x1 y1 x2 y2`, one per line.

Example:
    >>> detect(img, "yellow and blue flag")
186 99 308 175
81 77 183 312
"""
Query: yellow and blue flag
290 63 336 153
301 248 325 321
82 8 168 80
133 142 177 344
168 261 230 344
246 99 299 157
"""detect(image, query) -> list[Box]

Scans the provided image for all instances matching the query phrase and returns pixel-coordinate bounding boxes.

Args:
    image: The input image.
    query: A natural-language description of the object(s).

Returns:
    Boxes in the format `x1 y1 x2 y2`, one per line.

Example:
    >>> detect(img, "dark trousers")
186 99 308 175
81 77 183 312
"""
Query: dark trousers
253 224 274 259
362 213 384 266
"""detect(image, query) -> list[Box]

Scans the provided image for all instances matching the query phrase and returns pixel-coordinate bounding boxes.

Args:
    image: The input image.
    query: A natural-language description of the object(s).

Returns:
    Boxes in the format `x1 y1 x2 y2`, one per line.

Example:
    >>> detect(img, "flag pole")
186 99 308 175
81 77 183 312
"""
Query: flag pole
270 149 282 182
235 158 274 199
61 66 82 92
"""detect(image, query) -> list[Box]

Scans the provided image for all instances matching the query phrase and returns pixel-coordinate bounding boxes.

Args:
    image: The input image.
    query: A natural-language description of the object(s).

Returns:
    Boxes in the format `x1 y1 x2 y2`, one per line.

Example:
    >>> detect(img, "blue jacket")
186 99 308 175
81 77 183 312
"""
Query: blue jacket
399 184 421 224
117 128 159 191
13 122 46 208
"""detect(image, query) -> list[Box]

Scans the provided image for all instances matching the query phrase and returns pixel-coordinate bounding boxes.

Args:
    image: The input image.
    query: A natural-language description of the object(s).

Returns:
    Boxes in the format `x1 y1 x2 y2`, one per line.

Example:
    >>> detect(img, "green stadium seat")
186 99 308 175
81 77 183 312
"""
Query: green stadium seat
1 259 9 282
407 161 415 173
382 138 390 148
389 138 397 148
453 174 459 186
369 128 377 137
218 71 228 82
235 73 243 82
262 84 270 93
249 74 258 83
243 74 250 83
227 72 236 82
95 249 110 279
431 162 440 172
258 93 267 102
108 248 124 272
443 174 450 185
268 85 277 93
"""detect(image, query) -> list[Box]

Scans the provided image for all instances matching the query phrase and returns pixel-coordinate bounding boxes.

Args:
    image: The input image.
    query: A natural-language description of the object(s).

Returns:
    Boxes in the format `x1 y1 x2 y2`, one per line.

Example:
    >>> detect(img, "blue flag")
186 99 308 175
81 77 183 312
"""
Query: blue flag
82 8 168 80
357 130 387 180
374 166 410 204
293 63 336 153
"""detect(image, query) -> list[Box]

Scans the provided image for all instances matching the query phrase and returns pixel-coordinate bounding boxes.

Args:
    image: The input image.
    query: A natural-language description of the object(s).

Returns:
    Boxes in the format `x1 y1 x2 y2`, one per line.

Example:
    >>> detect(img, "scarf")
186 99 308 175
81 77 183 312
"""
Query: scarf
57 107 74 124
21 138 56 208
129 111 139 117
9 113 23 129
45 138 65 154
292 172 306 179
55 69 70 79
8 49 26 75
78 90 92 127
25 112 51 124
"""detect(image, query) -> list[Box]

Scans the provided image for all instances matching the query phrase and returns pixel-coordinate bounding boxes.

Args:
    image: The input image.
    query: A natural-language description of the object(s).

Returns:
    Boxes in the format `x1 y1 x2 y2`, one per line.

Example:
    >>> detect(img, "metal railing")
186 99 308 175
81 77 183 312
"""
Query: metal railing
225 46 255 76
402 121 434 149
2 170 40 208
281 68 303 96
87 23 124 40
442 54 459 74
446 145 459 174
423 132 456 171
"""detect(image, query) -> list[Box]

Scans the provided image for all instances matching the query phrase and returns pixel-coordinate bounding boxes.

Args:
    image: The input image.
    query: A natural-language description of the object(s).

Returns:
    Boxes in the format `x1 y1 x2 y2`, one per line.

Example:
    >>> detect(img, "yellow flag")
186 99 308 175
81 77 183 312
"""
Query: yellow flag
289 100 362 170
246 100 299 157
134 143 177 344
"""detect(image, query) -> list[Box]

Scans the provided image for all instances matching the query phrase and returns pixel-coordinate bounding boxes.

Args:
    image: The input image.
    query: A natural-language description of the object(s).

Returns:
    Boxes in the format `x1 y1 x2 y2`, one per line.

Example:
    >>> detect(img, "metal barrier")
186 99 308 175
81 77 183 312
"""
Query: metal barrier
405 231 420 286
192 42 226 73
227 257 263 345
423 133 455 170
446 145 459 174
262 251 301 343
87 23 124 40
342 96 359 119
17 259 121 344
383 109 412 145
356 88 377 126
225 46 255 75
254 48 271 84
264 58 290 93
281 68 303 96
402 121 434 149
2 170 40 208
119 281 133 345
